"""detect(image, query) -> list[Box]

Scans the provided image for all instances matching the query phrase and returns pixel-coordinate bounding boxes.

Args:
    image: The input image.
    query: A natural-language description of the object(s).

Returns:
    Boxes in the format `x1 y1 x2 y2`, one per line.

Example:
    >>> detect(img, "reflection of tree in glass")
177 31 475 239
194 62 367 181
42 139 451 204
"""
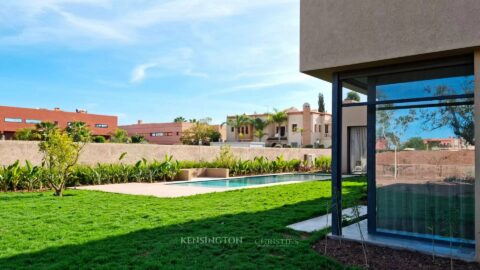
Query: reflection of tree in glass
420 80 474 145
377 105 415 150
401 137 427 150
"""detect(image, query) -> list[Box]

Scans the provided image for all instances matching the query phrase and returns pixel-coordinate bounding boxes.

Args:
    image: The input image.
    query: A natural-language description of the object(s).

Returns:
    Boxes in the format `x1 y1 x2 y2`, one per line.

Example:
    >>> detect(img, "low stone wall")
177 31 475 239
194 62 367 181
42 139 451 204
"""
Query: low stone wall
0 141 331 166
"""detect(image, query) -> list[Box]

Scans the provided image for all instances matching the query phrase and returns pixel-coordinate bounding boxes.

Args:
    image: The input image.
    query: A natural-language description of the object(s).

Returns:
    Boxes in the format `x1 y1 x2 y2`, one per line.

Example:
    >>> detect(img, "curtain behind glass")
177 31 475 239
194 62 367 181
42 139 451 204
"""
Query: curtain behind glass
350 127 367 173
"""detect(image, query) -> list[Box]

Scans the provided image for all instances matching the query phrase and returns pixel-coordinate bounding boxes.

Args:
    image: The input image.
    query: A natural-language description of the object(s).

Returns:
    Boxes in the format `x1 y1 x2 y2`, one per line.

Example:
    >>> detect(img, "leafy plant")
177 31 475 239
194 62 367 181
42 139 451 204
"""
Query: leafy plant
6 160 21 192
66 121 92 142
110 129 131 143
131 134 147 144
39 129 83 196
22 160 42 191
92 136 107 143
14 128 41 141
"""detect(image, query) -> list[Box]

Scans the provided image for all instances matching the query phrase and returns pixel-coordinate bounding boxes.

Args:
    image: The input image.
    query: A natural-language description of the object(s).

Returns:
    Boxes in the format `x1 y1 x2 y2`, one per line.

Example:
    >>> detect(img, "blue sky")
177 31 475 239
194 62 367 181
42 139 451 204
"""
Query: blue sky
0 0 332 125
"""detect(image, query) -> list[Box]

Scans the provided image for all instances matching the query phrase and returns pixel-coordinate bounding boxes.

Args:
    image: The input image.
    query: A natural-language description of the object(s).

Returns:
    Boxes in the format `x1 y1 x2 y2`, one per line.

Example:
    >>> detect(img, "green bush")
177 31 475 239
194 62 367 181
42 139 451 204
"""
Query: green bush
92 136 106 143
314 156 331 172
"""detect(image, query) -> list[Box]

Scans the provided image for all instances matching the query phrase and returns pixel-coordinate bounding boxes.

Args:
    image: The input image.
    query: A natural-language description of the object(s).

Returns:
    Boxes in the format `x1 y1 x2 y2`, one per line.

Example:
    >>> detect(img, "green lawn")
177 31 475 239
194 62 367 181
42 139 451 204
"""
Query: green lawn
0 178 366 270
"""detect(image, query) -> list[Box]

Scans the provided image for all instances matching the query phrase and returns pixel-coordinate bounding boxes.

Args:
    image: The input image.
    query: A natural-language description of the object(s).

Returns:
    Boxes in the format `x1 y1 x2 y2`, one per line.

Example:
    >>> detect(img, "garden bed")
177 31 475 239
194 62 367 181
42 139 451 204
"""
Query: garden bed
314 238 480 270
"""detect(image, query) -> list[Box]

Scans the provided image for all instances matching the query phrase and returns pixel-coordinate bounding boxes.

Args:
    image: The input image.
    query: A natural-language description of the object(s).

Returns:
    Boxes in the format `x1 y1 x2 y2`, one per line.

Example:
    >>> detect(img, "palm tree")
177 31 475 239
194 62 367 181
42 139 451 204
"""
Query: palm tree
224 114 250 141
250 118 269 142
35 121 58 140
110 128 131 143
66 121 92 142
268 109 288 143
173 116 187 123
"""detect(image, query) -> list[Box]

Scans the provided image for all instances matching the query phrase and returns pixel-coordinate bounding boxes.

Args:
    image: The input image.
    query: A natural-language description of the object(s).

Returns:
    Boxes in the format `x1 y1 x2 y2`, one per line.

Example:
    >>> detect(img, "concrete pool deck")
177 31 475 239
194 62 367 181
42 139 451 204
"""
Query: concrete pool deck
78 181 230 198
77 174 359 198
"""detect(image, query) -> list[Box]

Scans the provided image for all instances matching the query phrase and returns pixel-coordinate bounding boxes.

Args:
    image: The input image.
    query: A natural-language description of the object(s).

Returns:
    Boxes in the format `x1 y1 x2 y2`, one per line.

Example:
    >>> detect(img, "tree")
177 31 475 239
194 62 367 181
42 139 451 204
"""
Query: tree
250 118 269 142
180 123 218 145
174 116 187 123
92 136 106 143
346 91 361 102
35 122 58 140
402 137 427 150
65 121 92 142
39 129 83 196
420 84 474 145
131 134 147 144
14 128 41 141
110 129 131 143
209 130 222 142
224 115 251 141
318 93 326 112
268 109 288 143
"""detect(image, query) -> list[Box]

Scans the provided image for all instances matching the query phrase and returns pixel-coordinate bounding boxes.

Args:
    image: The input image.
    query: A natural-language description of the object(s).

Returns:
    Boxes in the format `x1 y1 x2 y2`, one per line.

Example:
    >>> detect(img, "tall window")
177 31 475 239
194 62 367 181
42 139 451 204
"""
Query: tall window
324 124 329 134
292 124 298 132
373 63 475 244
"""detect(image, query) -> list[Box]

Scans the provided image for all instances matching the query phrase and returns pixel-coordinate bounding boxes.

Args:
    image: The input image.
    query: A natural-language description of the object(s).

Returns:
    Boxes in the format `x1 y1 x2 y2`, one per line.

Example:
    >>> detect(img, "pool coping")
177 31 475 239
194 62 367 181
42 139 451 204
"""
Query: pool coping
77 174 361 198
166 172 332 185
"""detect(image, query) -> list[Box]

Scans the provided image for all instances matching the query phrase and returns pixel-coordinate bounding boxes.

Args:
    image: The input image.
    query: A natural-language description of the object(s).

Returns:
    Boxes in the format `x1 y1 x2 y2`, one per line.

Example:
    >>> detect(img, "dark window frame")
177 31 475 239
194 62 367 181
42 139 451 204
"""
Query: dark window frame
331 54 475 243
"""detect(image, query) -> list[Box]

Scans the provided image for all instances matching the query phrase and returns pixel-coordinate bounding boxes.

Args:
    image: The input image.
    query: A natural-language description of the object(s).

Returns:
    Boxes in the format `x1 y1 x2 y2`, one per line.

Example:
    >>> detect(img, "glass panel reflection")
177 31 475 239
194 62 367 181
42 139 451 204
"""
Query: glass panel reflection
376 65 474 101
375 103 475 244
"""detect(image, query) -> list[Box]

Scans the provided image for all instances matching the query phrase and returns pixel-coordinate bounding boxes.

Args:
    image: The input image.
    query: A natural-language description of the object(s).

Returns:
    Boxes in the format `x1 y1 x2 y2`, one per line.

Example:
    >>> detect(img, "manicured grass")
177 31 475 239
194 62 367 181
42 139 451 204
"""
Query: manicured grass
0 178 366 270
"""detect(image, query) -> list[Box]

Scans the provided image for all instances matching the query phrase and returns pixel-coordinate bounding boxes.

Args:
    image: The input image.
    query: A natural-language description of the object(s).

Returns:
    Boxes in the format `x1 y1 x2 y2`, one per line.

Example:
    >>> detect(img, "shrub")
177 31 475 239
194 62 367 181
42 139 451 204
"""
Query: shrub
314 156 331 172
110 129 131 143
213 146 237 169
303 144 313 148
0 151 318 192
92 136 106 143
66 122 92 142
14 128 41 141
131 134 147 144
39 129 83 196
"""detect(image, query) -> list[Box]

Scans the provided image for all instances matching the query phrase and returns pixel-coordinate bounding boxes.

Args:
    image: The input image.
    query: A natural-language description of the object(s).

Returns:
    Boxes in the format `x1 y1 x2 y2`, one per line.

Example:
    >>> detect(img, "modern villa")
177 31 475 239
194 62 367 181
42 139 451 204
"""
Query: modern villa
0 105 117 140
226 103 333 147
120 121 226 145
301 0 479 261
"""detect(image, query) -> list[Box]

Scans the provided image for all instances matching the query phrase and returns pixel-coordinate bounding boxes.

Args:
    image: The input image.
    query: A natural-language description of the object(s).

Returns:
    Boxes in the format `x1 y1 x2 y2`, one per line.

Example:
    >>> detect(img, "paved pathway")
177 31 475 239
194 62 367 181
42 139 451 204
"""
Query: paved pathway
287 206 367 233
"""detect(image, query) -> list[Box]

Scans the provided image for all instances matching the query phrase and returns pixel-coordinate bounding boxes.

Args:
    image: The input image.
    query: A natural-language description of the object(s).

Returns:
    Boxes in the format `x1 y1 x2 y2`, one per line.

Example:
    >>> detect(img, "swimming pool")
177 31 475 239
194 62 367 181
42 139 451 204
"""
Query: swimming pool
169 173 331 188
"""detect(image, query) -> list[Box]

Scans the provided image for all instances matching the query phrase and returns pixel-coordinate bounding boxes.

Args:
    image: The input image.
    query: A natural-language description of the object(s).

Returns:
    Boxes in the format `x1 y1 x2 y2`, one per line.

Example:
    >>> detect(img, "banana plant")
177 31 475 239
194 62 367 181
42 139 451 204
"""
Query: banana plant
7 160 21 191
22 160 41 191
0 168 7 192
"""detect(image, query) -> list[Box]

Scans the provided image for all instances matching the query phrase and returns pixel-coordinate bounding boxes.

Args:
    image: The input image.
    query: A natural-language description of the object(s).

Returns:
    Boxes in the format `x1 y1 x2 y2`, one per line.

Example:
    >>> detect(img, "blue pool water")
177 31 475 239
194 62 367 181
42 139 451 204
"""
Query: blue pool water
169 173 330 188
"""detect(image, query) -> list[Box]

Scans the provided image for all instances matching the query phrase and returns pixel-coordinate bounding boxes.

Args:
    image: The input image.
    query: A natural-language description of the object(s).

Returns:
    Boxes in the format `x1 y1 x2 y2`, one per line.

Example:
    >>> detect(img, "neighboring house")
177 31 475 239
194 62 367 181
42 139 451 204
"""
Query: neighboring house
0 105 117 139
120 121 226 145
423 137 467 150
301 0 480 260
226 103 332 147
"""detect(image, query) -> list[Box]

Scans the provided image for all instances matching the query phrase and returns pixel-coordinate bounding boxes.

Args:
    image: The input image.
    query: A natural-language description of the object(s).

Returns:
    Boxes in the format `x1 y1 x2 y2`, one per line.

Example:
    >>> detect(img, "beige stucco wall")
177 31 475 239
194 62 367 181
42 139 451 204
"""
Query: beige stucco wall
0 141 331 166
300 0 480 80
287 114 303 146
342 106 367 173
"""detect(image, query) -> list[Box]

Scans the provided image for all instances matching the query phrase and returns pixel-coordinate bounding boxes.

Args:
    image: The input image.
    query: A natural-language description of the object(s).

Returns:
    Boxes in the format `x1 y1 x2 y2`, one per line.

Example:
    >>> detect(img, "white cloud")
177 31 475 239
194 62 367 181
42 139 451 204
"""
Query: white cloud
130 63 158 83
130 48 208 83
0 0 296 46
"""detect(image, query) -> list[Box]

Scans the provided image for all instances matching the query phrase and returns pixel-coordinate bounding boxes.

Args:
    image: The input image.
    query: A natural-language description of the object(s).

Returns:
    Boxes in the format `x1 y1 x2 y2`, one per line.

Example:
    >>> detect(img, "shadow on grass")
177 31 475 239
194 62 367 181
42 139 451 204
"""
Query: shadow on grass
0 184 364 270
